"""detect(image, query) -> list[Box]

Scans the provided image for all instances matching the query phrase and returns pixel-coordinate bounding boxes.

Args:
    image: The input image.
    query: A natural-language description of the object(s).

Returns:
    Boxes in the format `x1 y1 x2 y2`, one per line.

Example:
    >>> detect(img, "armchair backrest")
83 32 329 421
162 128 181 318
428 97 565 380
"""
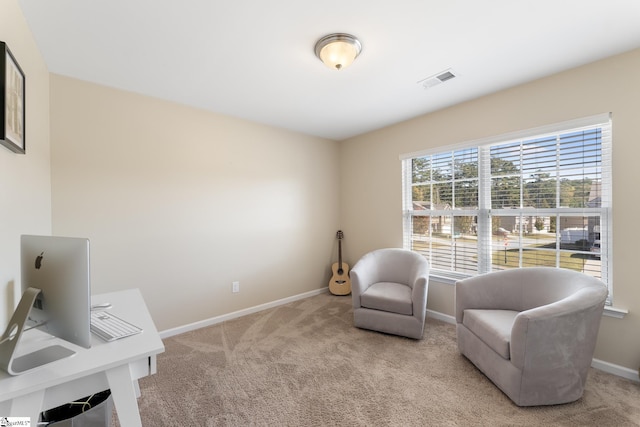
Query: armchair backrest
354 248 428 287
455 267 608 322
517 267 606 311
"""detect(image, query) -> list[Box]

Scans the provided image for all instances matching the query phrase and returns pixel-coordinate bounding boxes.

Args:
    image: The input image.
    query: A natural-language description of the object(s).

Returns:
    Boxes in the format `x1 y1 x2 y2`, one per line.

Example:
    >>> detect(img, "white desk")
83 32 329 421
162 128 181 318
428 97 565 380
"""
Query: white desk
0 288 164 427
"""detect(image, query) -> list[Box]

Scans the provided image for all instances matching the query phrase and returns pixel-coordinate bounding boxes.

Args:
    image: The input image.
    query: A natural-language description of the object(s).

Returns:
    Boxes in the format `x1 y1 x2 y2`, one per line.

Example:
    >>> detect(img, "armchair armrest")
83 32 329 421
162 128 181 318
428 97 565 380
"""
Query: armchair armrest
350 266 371 309
510 287 607 370
411 275 429 321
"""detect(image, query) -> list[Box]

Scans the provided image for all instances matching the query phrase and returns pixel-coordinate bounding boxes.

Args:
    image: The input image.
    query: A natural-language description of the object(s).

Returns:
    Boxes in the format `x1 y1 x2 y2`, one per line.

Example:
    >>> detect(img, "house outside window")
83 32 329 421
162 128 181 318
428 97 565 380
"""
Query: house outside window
401 114 612 300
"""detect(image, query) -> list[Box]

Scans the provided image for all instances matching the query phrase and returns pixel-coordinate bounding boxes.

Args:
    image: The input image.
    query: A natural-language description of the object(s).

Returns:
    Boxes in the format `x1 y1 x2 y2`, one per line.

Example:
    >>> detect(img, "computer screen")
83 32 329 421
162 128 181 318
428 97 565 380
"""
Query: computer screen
21 235 92 349
0 235 92 375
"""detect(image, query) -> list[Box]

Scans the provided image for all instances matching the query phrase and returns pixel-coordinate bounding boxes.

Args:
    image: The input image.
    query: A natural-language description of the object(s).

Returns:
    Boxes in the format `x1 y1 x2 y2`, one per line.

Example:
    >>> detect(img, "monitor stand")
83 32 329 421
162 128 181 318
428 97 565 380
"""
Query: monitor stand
0 287 76 375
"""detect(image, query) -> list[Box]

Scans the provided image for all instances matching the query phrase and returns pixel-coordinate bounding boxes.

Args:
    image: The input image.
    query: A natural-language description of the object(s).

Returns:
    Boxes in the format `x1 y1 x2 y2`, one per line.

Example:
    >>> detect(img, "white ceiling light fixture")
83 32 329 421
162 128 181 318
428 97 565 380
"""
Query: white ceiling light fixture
314 33 362 70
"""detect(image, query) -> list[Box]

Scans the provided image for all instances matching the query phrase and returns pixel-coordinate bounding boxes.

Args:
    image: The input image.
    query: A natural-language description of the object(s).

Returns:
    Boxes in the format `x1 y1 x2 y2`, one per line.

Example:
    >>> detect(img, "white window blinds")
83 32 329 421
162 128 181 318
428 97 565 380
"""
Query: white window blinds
401 114 612 295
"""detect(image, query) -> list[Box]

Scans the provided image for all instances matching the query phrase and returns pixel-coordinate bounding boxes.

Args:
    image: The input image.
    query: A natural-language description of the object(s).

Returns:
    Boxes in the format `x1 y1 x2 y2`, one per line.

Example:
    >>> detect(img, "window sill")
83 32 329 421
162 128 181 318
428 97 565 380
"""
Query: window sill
429 273 463 286
603 306 628 319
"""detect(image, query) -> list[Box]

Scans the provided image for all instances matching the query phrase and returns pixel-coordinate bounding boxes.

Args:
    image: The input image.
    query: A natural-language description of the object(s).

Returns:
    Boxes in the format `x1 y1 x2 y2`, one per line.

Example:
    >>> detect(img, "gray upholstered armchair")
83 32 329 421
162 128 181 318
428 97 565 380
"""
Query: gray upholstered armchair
351 248 429 339
455 267 608 406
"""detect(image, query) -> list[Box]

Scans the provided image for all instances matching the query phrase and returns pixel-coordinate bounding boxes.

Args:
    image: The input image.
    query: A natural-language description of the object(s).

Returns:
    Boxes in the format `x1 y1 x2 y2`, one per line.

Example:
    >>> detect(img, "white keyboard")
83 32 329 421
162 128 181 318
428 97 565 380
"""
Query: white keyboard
91 311 143 342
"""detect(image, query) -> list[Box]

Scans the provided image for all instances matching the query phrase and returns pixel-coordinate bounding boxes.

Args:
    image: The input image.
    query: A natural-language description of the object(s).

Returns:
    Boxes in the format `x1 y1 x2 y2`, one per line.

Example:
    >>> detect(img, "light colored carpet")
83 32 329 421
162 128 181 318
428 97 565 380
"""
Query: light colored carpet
114 292 640 426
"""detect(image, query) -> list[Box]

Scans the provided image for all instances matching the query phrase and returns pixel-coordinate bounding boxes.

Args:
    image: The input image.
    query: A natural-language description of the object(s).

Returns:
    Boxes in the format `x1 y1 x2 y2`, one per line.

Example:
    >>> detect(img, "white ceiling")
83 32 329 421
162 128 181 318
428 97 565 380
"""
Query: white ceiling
17 0 640 141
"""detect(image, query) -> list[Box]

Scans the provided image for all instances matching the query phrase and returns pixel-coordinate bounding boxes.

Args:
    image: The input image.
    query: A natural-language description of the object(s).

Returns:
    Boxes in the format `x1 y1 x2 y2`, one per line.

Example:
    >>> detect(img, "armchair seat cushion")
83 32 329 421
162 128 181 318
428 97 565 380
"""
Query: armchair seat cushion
462 309 519 360
361 282 413 315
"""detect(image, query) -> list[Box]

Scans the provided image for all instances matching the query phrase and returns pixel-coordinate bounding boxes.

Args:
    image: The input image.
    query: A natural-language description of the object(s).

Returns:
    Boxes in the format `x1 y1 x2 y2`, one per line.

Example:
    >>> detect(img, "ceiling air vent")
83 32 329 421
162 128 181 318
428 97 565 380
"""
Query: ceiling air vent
418 68 457 89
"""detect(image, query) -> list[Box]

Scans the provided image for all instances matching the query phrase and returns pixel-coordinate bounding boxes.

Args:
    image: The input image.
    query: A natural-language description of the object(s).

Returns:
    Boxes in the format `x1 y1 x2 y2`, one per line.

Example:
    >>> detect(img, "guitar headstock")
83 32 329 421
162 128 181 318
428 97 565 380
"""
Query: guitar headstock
336 230 344 240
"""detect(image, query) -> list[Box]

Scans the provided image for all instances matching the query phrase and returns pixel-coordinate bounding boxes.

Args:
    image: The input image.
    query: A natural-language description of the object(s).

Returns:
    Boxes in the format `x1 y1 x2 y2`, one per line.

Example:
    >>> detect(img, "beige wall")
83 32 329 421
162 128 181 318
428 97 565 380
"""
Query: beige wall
0 0 51 331
341 48 640 372
49 75 340 331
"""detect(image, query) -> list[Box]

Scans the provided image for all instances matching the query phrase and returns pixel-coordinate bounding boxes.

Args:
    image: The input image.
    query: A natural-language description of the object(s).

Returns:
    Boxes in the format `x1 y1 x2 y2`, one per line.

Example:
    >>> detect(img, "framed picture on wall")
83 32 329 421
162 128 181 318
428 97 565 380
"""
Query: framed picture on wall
0 41 25 154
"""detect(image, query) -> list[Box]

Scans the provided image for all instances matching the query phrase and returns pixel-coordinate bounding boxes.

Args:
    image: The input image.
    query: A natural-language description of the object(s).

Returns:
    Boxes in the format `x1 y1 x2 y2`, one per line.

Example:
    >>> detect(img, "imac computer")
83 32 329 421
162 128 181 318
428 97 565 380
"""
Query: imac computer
0 235 91 375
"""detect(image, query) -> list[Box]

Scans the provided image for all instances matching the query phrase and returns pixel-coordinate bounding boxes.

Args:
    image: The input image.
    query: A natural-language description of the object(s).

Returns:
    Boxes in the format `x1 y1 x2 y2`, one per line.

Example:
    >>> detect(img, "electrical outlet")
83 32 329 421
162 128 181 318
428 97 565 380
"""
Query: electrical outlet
232 281 240 293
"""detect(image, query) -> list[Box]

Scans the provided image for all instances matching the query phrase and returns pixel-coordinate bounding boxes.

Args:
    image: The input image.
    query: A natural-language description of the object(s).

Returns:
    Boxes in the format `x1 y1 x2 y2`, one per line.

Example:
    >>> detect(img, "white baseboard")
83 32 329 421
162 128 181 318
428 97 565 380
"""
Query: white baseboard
591 358 640 383
427 309 456 324
426 309 640 383
159 287 328 339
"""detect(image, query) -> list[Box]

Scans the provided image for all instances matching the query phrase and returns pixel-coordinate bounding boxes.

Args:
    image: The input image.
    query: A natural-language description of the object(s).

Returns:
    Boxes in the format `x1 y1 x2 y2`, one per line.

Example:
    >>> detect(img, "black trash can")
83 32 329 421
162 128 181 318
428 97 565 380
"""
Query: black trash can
40 390 113 427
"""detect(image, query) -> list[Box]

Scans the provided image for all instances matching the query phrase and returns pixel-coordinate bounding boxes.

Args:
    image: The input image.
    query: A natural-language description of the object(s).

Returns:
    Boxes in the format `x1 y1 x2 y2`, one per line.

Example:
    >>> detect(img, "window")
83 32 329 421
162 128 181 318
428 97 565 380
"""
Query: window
401 114 612 297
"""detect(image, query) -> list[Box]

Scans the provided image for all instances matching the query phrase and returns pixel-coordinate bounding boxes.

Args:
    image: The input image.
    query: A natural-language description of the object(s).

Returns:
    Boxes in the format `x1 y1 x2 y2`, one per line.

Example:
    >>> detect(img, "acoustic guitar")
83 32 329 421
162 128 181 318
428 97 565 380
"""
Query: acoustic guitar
329 230 351 295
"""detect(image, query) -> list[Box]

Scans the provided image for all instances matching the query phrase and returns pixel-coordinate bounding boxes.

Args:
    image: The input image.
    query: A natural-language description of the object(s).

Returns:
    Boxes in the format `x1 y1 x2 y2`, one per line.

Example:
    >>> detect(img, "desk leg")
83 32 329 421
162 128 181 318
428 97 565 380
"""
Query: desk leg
134 379 141 397
106 364 142 427
7 389 44 426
